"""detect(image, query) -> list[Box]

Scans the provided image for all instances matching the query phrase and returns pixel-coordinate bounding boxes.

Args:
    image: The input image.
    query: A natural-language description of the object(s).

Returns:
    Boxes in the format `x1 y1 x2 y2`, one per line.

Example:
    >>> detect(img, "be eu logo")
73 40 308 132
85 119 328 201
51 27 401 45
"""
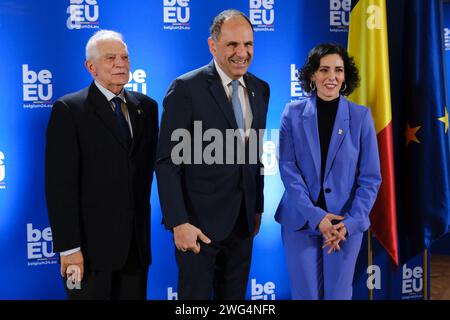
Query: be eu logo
251 279 276 300
249 0 275 32
167 287 178 300
444 28 450 51
124 69 147 95
290 64 309 100
163 0 190 30
27 223 57 266
0 151 5 190
329 0 350 32
402 264 423 299
22 64 53 109
66 0 99 30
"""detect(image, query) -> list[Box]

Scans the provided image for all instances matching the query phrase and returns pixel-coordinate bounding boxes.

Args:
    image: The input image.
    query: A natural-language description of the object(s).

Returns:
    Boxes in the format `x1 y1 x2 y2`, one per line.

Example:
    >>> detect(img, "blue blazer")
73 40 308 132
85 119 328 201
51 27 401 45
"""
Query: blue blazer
275 95 381 236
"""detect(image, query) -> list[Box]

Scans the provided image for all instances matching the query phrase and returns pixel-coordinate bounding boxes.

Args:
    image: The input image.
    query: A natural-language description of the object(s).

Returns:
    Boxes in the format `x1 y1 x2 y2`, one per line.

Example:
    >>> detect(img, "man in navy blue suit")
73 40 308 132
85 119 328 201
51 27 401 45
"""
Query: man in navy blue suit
156 9 270 300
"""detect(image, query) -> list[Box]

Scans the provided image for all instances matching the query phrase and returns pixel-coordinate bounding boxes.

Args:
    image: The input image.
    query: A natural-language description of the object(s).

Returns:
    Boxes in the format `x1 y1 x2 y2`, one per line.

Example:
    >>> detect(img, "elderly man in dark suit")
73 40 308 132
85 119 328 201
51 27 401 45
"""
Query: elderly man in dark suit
156 9 270 300
45 29 158 300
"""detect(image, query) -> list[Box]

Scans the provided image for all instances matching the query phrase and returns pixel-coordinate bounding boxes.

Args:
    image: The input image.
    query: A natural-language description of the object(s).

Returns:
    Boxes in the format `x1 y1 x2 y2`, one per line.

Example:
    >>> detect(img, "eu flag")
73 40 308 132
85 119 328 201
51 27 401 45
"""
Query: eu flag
400 0 450 263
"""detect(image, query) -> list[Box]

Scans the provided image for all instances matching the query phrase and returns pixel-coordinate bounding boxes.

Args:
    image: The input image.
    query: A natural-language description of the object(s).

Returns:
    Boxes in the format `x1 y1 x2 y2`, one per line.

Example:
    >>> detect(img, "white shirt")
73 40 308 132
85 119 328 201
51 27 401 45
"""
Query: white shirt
214 60 253 134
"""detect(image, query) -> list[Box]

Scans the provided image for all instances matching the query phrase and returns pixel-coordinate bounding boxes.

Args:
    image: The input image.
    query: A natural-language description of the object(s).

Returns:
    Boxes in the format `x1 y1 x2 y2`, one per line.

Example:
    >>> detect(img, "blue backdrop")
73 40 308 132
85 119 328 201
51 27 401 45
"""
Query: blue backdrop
0 0 432 300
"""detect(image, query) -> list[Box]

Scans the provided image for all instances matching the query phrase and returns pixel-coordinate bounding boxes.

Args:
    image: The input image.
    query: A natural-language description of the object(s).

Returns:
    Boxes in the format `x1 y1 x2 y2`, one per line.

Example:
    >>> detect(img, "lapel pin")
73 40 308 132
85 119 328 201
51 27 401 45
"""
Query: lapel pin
137 109 142 115
251 91 255 97
338 129 343 135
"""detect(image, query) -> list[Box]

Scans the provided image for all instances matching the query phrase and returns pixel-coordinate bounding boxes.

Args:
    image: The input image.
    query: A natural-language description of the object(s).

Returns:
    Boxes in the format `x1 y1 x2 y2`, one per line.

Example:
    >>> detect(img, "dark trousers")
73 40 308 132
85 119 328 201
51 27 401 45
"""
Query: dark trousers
64 231 148 300
175 200 253 300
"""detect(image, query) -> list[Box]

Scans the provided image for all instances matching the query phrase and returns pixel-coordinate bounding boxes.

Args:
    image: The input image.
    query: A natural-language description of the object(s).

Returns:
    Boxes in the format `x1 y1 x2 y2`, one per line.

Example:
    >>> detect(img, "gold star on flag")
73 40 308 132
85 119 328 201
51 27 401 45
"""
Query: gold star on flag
438 107 449 133
405 122 421 146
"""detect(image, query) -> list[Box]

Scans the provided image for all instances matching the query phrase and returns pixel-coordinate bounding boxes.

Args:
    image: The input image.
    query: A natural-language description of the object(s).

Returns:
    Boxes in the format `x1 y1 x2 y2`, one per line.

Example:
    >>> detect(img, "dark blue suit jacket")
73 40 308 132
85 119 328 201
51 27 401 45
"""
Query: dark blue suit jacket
156 61 270 241
46 82 158 270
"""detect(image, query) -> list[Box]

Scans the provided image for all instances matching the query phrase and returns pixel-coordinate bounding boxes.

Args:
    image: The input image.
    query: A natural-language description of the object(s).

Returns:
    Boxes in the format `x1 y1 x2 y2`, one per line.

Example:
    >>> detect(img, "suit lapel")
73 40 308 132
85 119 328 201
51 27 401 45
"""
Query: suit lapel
88 83 129 151
125 91 144 154
207 62 239 129
324 96 350 180
244 74 258 129
301 96 321 181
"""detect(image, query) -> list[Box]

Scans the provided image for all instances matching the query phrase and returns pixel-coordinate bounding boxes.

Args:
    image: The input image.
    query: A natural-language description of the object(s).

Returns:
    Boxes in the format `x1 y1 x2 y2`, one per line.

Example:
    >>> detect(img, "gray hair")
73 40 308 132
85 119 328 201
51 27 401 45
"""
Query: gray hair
210 9 253 41
85 29 128 61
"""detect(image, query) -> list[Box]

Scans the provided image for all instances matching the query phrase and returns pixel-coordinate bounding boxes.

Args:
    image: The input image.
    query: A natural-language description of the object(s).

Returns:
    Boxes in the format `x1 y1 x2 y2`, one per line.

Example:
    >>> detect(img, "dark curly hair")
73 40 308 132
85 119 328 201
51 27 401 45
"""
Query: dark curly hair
298 43 360 96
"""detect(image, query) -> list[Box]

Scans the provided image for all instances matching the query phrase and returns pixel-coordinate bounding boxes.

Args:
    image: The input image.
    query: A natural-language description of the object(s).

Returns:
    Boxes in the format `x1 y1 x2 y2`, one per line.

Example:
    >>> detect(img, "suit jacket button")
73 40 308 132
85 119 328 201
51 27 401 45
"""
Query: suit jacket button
325 188 331 194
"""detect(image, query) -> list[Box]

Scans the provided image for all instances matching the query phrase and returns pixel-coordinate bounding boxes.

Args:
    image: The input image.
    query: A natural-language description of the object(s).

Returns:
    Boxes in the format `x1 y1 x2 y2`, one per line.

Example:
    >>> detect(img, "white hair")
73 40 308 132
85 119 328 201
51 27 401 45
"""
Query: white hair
85 29 128 61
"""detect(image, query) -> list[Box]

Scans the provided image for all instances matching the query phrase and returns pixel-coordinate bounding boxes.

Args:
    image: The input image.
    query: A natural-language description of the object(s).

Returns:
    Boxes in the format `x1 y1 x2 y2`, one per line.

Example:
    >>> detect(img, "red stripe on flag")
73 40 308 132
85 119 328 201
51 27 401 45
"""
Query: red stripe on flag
371 122 399 268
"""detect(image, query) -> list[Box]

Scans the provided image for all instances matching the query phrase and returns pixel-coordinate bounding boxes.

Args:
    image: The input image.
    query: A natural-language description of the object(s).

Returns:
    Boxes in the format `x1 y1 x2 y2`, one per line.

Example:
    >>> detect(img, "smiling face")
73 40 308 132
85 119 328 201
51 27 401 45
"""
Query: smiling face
311 53 345 101
85 39 130 94
208 16 254 80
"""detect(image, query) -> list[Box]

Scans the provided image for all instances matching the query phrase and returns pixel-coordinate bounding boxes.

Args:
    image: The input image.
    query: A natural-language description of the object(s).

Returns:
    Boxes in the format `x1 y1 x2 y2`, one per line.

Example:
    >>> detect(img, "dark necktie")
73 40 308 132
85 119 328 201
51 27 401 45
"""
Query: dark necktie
112 97 132 147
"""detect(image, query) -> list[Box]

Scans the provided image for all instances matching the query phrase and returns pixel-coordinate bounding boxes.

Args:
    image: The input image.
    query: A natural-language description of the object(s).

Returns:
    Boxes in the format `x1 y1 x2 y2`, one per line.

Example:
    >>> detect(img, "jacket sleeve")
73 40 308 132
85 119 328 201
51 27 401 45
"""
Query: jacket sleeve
343 108 382 236
45 100 81 252
278 104 327 229
155 79 192 229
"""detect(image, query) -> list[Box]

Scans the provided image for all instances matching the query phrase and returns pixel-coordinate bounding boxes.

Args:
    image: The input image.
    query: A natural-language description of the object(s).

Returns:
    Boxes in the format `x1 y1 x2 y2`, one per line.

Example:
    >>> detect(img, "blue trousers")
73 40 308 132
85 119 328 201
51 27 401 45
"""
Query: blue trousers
281 226 363 300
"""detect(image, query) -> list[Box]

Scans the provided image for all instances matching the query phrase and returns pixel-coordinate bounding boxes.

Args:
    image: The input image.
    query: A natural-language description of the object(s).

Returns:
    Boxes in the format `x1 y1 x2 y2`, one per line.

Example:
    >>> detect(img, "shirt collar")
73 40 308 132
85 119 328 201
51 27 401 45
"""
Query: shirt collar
213 60 246 89
94 81 127 103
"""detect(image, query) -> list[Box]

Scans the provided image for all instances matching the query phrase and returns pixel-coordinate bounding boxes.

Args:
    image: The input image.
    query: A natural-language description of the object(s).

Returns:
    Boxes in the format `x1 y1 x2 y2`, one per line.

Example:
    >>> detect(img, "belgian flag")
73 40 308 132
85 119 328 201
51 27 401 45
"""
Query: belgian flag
348 0 399 268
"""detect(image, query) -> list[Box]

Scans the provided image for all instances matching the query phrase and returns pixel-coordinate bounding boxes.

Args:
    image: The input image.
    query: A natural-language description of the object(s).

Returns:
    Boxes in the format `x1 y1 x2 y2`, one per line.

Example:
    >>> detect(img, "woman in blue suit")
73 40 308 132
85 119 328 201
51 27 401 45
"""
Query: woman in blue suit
275 43 381 300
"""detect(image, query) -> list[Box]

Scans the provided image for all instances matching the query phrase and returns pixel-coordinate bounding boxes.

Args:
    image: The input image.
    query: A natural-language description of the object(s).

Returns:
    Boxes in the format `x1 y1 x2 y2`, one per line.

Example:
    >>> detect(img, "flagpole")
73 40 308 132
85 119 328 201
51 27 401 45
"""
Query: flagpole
423 248 428 300
368 229 373 300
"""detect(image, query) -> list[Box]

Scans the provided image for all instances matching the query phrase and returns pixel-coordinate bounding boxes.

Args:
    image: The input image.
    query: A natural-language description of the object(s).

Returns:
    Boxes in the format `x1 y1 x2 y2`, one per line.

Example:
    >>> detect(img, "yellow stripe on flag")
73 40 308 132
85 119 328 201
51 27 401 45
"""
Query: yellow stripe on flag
348 0 391 133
